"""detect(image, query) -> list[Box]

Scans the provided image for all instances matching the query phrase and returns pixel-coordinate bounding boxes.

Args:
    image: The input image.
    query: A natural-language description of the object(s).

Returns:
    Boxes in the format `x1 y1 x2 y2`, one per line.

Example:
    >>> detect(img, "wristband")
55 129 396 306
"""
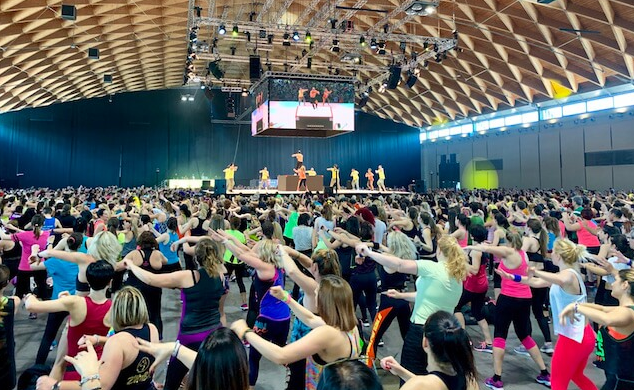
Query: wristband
281 290 292 304
171 340 181 358
52 382 61 390
93 334 100 345
628 259 632 267
79 374 101 386
513 274 522 282
241 329 254 342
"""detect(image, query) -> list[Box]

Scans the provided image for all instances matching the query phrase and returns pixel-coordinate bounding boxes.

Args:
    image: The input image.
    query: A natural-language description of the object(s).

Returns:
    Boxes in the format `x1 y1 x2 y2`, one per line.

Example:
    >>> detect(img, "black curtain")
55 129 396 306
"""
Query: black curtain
0 89 421 188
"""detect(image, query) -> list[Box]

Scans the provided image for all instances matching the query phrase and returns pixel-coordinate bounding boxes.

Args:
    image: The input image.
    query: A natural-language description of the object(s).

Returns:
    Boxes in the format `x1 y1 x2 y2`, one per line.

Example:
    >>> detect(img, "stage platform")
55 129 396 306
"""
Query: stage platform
223 189 412 196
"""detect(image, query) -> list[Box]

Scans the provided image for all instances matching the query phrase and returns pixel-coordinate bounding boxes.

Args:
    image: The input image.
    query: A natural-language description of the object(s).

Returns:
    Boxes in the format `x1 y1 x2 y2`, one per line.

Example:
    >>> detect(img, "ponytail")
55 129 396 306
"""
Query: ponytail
31 214 45 239
438 235 468 282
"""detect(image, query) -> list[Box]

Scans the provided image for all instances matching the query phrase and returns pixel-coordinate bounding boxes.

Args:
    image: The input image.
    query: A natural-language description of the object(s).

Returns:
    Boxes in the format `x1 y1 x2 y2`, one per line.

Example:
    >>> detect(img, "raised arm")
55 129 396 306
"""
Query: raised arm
280 249 317 296
122 259 190 289
358 245 418 275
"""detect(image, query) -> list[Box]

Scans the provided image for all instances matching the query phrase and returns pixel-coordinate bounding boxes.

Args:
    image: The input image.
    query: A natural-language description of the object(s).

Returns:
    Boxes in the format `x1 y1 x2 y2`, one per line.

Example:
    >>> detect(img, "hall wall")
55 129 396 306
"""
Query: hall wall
421 109 634 190
0 89 420 188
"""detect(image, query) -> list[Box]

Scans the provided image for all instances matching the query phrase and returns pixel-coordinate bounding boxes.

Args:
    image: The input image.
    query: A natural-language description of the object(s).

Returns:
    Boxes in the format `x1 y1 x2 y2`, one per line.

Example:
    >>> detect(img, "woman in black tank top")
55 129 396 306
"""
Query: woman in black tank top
380 311 476 390
122 232 167 339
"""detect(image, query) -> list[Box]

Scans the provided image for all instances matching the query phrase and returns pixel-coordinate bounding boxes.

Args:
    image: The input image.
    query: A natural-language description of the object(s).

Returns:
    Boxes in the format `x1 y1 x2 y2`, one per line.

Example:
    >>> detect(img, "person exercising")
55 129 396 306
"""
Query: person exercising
375 165 386 192
292 150 303 170
223 163 238 192
309 87 320 109
298 88 308 105
327 164 340 192
350 168 360 191
322 88 332 106
365 168 375 190
259 167 270 190
294 164 308 192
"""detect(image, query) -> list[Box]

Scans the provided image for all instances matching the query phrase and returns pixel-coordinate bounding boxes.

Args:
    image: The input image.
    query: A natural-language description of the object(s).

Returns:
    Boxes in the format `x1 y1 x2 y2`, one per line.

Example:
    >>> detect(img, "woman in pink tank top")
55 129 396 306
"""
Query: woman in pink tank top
465 230 550 390
451 214 470 248
562 208 600 254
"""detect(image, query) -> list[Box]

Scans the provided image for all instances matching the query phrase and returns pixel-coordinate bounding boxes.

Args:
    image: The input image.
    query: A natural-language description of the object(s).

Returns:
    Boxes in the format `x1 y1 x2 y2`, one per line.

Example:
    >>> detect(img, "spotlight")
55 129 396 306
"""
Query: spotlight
284 63 289 72
292 31 300 41
360 36 366 46
400 42 406 52
370 38 377 50
425 5 436 14
453 30 459 40
423 41 429 50
433 43 439 52
218 25 226 35
443 51 447 59
188 96 194 101
283 33 290 46
259 30 267 38
435 53 442 63
232 25 239 36
241 88 248 97
230 46 236 55
331 39 340 52
193 6 202 17
305 31 312 43
181 95 187 101
330 19 337 30
383 24 389 33
249 12 256 22
267 34 274 44
307 57 312 69
200 83 205 90
377 41 386 55
359 95 369 108
246 31 251 42
406 72 417 88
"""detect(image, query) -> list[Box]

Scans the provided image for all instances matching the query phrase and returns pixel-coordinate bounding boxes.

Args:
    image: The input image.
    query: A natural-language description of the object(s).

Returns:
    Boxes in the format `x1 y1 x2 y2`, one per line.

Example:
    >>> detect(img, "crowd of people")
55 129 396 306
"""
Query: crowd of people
0 186 633 390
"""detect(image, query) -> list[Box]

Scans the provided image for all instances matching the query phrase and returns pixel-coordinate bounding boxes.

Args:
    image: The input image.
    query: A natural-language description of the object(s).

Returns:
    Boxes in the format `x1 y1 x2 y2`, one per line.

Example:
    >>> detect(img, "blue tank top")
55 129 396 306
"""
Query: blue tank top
253 268 290 321
42 217 56 231
159 232 180 265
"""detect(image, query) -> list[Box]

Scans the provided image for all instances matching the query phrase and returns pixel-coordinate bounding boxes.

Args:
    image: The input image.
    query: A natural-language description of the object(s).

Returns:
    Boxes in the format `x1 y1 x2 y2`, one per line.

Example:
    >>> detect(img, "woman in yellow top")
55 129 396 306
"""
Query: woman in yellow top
376 165 386 192
350 169 360 191
259 167 270 190
327 165 340 190
223 164 238 192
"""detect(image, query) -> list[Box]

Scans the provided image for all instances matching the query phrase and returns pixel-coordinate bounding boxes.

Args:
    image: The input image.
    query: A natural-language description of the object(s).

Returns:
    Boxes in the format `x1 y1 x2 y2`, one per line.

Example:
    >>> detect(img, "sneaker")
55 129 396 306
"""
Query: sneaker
540 343 554 354
29 312 37 320
378 339 384 347
240 303 248 311
513 345 530 356
474 342 493 353
484 377 504 390
536 373 551 387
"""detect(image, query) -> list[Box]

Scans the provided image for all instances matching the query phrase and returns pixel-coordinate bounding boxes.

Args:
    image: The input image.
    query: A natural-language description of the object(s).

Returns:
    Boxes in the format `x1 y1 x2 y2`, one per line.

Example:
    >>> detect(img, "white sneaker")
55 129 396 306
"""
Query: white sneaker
513 345 530 356
540 343 554 354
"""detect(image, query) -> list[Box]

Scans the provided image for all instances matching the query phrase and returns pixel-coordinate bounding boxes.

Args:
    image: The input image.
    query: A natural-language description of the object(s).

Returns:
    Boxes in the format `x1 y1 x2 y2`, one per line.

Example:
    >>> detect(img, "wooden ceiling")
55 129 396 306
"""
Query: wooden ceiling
1 0 633 127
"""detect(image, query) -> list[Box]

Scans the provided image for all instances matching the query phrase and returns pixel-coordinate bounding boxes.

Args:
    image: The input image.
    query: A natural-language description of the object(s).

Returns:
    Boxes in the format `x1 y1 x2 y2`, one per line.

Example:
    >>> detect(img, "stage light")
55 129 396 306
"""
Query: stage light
232 25 239 36
331 39 340 52
292 31 300 41
359 95 369 108
193 6 202 17
360 36 366 46
383 24 389 33
181 95 187 101
249 12 256 22
267 34 274 44
305 31 312 43
283 33 290 46
230 46 236 55
443 51 447 59
423 60 429 68
330 19 337 30
400 42 406 53
218 25 226 35
200 83 205 90
188 96 194 101
241 88 248 97
307 57 312 69
246 31 251 41
370 38 377 50
377 41 386 55
259 30 266 38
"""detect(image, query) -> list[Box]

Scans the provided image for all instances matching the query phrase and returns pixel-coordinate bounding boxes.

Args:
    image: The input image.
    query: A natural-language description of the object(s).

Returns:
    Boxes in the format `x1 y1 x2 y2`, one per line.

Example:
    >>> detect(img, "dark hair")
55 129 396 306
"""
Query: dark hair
140 214 151 225
298 213 310 227
74 217 88 233
167 217 178 232
517 200 527 210
261 221 274 239
345 216 360 237
42 207 53 215
137 231 158 250
61 204 72 217
494 213 510 229
86 260 114 291
611 234 634 258
359 221 373 241
106 217 119 235
0 264 10 290
187 327 249 390
424 311 477 384
368 204 379 217
611 208 623 219
469 224 487 244
66 232 84 251
316 360 382 390
230 217 241 230
457 214 471 230
580 207 593 220
31 214 45 239
527 218 548 257
603 225 621 239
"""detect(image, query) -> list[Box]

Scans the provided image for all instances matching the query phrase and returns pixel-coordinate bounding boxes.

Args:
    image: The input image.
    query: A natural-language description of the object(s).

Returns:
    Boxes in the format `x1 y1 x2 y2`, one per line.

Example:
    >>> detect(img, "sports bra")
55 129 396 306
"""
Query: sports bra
430 371 467 390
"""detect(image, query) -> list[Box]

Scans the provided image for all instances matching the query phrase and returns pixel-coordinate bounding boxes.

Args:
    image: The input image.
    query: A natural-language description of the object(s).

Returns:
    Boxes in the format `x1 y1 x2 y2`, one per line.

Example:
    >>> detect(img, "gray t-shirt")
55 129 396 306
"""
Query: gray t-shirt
293 226 313 251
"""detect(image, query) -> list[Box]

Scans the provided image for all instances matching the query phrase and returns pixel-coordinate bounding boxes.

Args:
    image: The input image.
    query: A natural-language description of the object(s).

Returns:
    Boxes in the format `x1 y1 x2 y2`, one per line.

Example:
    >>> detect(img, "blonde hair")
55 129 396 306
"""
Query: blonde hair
194 238 224 277
88 231 122 266
317 275 357 332
256 239 283 268
505 230 523 250
111 286 149 332
553 239 587 266
438 235 468 282
272 222 284 241
387 231 417 260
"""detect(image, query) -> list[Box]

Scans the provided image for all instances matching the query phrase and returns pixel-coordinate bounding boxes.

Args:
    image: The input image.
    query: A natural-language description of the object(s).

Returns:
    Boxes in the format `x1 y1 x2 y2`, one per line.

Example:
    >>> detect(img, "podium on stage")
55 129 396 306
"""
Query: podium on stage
277 175 324 191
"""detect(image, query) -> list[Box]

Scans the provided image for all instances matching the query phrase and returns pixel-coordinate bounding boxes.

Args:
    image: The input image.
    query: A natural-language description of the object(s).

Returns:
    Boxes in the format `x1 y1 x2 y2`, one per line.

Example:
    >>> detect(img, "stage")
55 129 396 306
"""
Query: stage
220 188 412 196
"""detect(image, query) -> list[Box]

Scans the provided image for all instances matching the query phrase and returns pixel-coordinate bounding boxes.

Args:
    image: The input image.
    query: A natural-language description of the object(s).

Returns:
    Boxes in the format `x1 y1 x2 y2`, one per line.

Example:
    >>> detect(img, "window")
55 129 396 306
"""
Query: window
438 129 450 138
586 97 614 112
542 106 562 120
489 117 505 129
614 92 634 108
475 121 489 131
562 102 586 116
522 111 539 123
461 124 473 134
449 126 462 136
428 130 439 139
504 114 522 126
419 132 427 142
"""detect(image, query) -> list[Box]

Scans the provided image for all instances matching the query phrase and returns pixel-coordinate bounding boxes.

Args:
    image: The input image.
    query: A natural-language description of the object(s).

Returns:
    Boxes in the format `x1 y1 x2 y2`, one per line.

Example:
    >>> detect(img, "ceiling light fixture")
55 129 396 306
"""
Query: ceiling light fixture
232 25 239 36
218 25 226 35
292 31 300 41
305 31 312 43
360 36 366 46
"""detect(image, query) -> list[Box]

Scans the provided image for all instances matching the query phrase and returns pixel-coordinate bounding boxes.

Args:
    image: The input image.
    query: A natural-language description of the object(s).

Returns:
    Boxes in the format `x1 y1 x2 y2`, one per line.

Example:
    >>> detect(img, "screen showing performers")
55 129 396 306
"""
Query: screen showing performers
251 82 269 135
268 79 355 131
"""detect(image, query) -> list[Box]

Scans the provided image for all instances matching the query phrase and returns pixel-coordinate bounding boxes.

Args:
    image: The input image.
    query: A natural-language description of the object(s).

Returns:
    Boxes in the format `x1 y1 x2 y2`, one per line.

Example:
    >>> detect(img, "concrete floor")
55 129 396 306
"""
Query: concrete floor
11 277 605 390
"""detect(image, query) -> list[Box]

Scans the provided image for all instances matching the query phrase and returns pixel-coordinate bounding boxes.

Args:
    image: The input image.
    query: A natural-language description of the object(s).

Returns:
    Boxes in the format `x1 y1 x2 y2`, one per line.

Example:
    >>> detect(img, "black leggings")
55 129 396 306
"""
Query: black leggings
367 295 410 355
225 262 246 294
249 316 290 386
493 294 532 341
35 311 68 364
529 286 552 343
16 269 49 299
400 323 427 383
350 272 377 322
455 289 487 322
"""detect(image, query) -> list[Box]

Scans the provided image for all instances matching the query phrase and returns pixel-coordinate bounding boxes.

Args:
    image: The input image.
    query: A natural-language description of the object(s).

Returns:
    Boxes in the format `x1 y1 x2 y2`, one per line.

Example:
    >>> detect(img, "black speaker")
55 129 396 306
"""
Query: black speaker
249 56 261 80
387 66 401 89
450 153 457 163
201 180 212 190
88 48 99 59
214 179 227 195
103 74 112 83
413 180 426 193
405 74 417 88
440 155 447 164
61 4 76 20
208 61 224 80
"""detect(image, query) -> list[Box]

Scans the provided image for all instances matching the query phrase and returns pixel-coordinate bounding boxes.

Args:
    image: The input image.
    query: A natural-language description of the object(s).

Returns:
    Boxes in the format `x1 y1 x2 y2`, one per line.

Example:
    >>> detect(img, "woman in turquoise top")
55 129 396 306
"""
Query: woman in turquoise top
153 217 181 273
356 235 467 380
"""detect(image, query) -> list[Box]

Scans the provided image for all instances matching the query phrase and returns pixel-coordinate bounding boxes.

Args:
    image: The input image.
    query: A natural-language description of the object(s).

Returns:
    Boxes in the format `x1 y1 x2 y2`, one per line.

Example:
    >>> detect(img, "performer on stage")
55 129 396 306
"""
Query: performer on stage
298 88 308 105
365 168 375 190
322 88 332 106
376 165 386 192
327 164 340 192
309 87 320 109
293 164 308 192
291 150 303 170
350 168 360 190
306 167 317 176
223 163 238 192
259 167 270 190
